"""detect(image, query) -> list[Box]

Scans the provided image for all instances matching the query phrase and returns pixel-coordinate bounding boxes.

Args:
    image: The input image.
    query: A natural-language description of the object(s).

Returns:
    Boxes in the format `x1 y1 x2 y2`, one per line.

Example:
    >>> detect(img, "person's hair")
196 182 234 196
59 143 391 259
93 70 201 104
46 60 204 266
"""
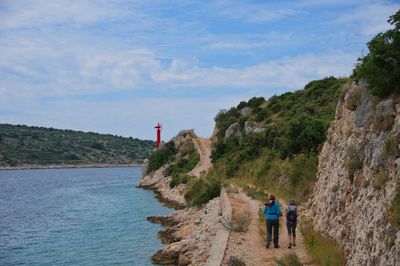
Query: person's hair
289 199 295 205
270 195 275 200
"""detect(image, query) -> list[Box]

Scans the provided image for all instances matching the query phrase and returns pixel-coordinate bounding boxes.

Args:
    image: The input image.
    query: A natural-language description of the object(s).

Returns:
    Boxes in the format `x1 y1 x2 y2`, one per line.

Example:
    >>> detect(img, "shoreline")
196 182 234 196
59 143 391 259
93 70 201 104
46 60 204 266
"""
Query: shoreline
0 163 142 171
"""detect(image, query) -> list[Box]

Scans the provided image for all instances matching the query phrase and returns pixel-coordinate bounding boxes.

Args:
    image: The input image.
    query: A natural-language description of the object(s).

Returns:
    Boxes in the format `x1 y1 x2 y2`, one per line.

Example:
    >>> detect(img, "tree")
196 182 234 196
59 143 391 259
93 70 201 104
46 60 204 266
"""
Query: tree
353 10 400 98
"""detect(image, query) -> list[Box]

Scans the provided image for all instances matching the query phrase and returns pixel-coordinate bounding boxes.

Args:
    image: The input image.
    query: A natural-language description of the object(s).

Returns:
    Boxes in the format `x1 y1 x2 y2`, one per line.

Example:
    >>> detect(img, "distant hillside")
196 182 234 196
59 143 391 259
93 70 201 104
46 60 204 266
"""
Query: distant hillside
0 124 155 167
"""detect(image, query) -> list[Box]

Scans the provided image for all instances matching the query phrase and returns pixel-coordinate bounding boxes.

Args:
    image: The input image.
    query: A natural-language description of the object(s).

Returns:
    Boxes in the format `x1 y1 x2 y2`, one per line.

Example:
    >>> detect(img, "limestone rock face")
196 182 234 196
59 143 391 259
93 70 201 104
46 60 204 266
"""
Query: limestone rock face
308 81 400 265
224 122 242 140
240 107 252 117
244 121 265 135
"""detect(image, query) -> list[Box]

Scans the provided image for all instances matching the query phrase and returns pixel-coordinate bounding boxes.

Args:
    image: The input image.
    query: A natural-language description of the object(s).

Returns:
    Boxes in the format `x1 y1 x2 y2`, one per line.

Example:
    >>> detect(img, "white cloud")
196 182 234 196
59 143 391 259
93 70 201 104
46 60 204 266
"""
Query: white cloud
333 3 400 36
209 32 293 50
0 0 126 30
213 1 302 23
151 51 355 90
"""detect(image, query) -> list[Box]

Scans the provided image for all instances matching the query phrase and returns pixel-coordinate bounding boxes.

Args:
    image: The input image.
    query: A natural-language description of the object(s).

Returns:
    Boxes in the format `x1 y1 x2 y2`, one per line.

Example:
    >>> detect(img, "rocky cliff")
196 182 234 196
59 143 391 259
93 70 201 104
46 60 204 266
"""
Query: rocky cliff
308 81 400 265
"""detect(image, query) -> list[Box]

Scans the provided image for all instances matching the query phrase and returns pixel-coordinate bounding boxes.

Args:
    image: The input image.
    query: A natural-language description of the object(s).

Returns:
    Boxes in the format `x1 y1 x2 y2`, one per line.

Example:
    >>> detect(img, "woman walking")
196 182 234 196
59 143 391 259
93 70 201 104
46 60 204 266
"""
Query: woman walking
286 199 298 249
264 195 282 248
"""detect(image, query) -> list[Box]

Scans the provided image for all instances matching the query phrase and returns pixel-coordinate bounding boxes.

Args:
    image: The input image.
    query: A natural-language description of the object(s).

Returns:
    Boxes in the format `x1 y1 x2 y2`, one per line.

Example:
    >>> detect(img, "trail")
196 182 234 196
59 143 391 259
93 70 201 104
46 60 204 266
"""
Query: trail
188 137 212 177
222 191 312 265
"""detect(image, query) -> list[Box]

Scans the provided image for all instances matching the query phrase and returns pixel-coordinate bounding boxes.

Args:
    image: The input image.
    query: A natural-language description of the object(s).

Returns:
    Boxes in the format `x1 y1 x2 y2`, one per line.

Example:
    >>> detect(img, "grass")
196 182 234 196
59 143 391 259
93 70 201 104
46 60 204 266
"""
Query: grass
372 170 390 190
384 136 398 159
389 185 400 228
276 253 303 266
301 221 345 266
243 185 268 200
342 145 362 182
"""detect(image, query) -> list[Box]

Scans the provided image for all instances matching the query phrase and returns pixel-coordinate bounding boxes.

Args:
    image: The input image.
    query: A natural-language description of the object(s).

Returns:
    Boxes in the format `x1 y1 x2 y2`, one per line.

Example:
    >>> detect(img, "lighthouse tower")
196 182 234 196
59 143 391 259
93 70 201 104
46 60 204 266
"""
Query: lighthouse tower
154 123 162 148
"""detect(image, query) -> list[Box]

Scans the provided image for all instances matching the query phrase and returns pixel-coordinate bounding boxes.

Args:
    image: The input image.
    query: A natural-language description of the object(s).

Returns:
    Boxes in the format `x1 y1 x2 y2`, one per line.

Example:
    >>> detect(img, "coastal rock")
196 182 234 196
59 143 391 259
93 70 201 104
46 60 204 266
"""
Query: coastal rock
141 158 149 177
147 215 179 227
151 242 182 265
178 254 191 266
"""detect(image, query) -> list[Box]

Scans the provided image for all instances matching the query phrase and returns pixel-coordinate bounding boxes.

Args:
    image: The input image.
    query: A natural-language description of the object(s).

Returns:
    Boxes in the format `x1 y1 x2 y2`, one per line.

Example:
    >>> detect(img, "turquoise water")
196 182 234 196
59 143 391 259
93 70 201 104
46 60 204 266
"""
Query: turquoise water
0 167 171 265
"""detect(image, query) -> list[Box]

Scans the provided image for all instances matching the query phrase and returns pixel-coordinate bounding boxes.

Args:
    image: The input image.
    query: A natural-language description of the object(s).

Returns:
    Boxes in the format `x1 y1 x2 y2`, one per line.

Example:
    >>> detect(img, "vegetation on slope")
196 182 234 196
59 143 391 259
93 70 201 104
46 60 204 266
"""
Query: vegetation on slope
211 76 349 202
353 10 400 98
0 123 154 166
146 130 201 189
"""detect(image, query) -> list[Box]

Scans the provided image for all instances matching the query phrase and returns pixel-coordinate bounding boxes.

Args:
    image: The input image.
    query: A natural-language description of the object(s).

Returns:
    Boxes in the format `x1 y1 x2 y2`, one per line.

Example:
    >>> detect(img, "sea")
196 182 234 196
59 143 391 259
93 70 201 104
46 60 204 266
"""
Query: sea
0 167 171 266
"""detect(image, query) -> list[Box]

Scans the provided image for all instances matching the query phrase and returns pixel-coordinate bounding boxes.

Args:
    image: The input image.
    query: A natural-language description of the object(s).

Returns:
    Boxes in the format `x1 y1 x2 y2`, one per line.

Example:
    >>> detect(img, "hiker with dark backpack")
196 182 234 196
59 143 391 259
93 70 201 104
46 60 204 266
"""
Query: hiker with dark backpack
286 199 298 248
264 195 282 248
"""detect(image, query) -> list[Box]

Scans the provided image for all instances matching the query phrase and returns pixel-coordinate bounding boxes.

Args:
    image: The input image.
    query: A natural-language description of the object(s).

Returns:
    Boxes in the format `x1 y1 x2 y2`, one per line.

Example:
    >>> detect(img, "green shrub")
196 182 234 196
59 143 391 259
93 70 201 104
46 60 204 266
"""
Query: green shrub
276 254 302 266
389 186 400 228
227 256 246 266
244 185 268 200
247 96 265 108
343 145 363 182
164 147 199 176
362 180 370 188
184 177 221 206
148 141 176 172
169 174 190 188
373 170 390 189
384 137 398 159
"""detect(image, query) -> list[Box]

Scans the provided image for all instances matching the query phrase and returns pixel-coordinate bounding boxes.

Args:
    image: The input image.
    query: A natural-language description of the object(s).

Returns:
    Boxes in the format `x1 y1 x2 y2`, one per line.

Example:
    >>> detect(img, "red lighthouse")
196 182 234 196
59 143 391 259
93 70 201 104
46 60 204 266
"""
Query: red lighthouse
155 123 162 148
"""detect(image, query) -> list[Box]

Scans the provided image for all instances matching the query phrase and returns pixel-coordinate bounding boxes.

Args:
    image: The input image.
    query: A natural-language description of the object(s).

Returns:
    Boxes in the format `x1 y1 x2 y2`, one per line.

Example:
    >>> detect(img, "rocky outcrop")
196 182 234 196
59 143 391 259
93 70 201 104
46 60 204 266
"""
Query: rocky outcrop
244 121 265 135
139 164 186 209
150 197 230 265
139 129 200 209
308 81 400 265
141 131 231 265
224 122 242 140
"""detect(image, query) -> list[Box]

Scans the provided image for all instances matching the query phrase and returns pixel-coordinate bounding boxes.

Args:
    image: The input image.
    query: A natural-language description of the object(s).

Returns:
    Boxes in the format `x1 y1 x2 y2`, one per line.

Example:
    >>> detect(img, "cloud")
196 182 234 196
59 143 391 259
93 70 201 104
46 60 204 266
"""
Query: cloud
0 39 356 100
333 3 400 36
213 1 302 23
151 51 355 90
0 0 126 30
209 32 293 50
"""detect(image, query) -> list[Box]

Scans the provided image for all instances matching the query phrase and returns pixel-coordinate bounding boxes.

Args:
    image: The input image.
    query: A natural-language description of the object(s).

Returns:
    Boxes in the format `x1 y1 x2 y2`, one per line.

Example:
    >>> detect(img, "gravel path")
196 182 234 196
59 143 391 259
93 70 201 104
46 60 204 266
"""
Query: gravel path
222 191 313 265
188 137 212 177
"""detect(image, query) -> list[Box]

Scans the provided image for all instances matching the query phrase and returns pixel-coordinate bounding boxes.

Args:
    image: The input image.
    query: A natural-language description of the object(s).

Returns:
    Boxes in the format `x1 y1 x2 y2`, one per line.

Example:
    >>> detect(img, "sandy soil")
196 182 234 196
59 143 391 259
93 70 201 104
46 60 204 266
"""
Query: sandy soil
188 137 212 177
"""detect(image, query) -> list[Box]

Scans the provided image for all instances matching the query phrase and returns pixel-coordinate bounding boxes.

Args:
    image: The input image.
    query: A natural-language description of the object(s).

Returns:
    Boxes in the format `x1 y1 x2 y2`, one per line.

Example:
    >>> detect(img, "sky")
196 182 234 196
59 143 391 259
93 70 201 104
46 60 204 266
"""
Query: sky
0 1 399 141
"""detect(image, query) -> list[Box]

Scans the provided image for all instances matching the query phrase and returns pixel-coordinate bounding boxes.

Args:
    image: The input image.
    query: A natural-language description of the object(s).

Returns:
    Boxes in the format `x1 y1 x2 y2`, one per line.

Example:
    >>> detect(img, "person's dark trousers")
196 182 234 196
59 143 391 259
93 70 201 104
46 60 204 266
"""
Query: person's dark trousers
266 220 279 247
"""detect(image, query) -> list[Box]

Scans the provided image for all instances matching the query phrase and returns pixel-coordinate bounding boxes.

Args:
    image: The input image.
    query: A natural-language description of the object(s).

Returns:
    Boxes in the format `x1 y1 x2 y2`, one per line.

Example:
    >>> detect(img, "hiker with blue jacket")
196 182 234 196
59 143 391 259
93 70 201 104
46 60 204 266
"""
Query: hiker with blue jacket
264 195 282 248
286 199 298 249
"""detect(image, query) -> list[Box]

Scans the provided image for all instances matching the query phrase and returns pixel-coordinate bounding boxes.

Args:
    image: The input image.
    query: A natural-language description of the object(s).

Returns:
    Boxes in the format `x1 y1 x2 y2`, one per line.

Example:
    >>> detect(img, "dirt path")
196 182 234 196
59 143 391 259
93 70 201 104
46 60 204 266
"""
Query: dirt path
222 191 312 265
188 137 212 177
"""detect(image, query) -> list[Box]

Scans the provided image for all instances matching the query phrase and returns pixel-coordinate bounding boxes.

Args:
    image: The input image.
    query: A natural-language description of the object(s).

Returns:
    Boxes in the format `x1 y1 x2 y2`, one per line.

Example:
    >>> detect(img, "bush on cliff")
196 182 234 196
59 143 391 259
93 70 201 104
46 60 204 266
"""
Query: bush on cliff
148 141 176 172
389 186 400 228
353 10 400 98
184 176 221 206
